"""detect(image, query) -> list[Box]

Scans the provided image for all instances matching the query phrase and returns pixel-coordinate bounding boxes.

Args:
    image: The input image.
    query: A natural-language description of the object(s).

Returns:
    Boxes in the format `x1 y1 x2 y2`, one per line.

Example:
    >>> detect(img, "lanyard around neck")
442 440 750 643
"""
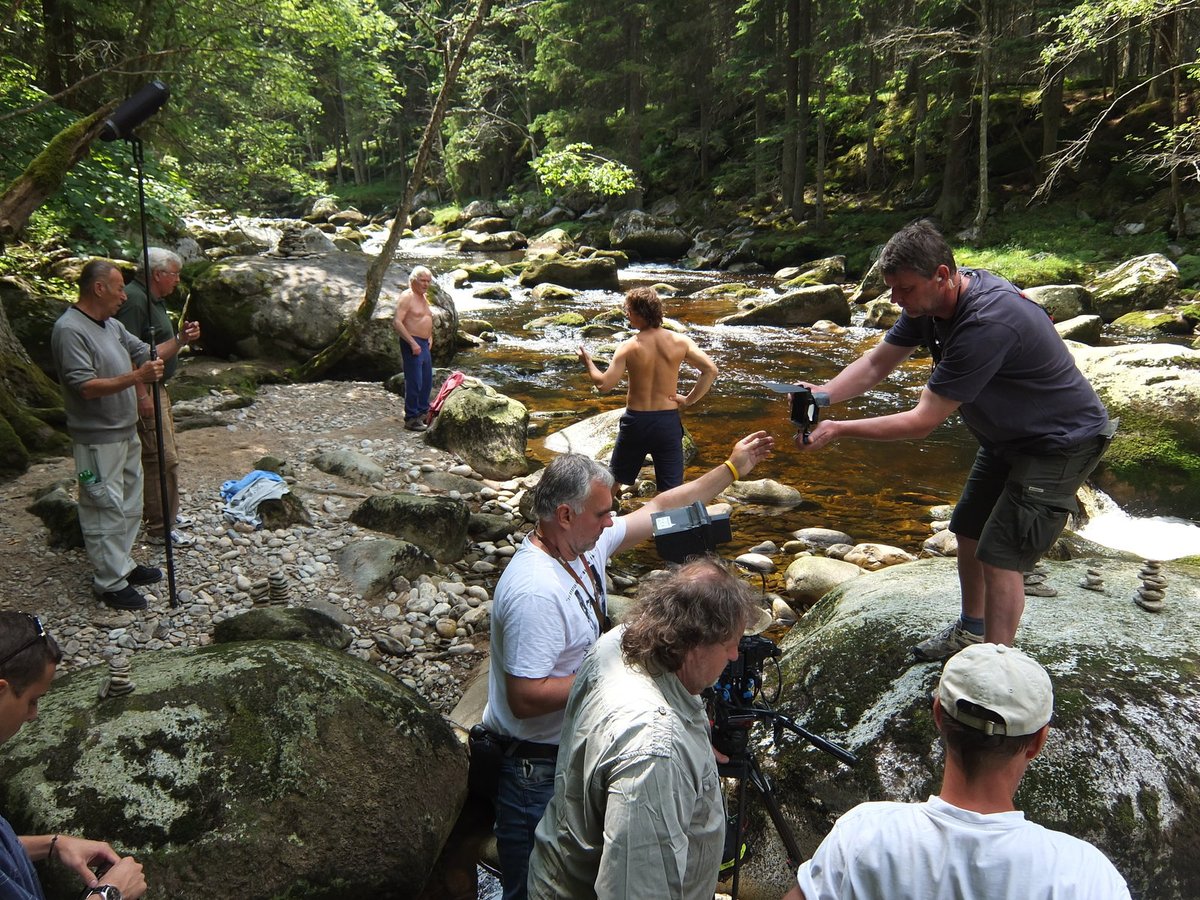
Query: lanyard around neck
535 530 609 634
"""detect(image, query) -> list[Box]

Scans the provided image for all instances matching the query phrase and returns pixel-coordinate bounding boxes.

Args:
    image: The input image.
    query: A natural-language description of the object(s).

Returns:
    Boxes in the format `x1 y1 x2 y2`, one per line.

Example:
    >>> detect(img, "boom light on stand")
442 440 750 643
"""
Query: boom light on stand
101 80 180 608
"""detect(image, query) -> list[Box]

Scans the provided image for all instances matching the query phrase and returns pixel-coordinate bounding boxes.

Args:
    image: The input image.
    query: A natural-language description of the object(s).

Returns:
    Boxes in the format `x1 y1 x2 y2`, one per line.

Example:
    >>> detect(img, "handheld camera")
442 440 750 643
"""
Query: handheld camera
765 381 830 444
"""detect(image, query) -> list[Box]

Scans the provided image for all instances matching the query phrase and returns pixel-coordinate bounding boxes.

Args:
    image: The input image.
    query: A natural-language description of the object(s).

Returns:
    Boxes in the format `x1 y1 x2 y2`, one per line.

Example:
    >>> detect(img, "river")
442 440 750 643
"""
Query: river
382 238 1200 562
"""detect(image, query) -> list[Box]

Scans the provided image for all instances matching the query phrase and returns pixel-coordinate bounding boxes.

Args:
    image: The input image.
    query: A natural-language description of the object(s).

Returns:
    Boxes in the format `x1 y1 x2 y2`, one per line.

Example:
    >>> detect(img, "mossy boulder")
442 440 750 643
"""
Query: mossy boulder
349 493 471 562
608 209 692 260
780 255 847 287
1023 283 1095 321
518 256 620 292
0 275 71 377
425 377 530 479
25 479 83 548
1070 342 1200 518
212 607 352 648
1111 309 1193 336
718 284 851 327
1088 254 1180 322
0 640 467 900
734 556 1200 900
460 260 513 282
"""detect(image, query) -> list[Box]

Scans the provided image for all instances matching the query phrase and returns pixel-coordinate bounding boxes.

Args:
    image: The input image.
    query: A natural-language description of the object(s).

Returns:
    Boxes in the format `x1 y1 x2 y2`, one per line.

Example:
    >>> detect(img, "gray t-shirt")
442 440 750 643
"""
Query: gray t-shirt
885 268 1109 452
51 306 150 444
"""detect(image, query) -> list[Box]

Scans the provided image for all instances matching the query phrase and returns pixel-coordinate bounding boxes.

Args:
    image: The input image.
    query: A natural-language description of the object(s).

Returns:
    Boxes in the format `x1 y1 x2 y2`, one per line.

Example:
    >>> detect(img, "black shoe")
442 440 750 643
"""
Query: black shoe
98 585 149 611
126 564 162 586
404 418 428 432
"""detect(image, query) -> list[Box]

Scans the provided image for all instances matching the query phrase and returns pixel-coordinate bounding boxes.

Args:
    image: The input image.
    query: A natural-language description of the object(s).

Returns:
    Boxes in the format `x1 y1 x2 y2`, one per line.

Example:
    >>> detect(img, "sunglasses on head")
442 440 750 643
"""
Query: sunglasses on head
0 615 47 670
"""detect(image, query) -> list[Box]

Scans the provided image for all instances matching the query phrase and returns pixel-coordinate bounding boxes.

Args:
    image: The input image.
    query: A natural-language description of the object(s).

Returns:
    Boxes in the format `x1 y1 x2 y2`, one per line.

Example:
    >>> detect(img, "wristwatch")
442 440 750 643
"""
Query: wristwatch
82 886 122 900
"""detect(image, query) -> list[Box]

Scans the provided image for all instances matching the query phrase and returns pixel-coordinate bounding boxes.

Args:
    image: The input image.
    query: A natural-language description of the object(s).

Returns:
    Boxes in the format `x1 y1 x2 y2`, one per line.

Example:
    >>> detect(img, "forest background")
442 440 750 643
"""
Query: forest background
2 0 1199 278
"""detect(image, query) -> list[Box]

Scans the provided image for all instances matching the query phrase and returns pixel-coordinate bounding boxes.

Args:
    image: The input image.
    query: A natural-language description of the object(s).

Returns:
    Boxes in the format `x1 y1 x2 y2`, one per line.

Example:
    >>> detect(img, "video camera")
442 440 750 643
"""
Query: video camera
765 382 830 444
651 500 732 563
707 634 781 760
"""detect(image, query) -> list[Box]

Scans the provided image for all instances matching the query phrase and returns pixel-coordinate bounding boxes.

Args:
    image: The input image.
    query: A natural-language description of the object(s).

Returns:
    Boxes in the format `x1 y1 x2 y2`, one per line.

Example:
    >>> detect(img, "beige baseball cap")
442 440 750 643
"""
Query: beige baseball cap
938 643 1053 737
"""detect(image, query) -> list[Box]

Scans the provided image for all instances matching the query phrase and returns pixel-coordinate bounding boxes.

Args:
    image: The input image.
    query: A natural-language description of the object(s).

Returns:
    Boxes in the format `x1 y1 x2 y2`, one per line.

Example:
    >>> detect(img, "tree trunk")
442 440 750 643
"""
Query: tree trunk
933 62 973 225
790 0 811 220
781 0 799 211
974 0 991 234
290 0 492 381
0 107 111 246
864 51 880 190
815 75 827 230
1039 69 1064 180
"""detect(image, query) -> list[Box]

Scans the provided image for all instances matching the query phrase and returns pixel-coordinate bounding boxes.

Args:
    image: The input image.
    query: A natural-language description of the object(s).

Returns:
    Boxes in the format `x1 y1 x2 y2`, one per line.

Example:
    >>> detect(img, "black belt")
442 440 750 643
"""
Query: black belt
510 740 558 761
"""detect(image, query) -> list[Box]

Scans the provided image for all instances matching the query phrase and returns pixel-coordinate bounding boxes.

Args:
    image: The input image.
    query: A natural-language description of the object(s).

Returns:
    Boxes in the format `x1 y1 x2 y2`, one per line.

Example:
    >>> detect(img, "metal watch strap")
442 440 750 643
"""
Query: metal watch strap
82 886 121 900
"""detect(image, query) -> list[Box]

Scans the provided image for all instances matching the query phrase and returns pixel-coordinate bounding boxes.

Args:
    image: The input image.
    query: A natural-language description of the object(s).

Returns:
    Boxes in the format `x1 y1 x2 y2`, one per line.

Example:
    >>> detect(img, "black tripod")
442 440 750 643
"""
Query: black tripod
716 704 858 900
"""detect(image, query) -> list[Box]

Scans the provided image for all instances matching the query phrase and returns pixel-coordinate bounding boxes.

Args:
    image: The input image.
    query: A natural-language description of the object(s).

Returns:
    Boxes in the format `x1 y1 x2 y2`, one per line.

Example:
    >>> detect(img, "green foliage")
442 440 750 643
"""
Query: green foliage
530 143 638 199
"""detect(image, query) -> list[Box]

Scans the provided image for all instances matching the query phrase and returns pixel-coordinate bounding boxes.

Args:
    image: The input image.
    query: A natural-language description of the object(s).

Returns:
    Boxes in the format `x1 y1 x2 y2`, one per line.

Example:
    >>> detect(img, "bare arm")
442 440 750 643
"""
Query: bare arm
673 340 718 408
782 886 806 900
79 359 163 401
506 672 575 719
578 343 629 393
798 385 961 451
816 339 915 404
618 431 775 552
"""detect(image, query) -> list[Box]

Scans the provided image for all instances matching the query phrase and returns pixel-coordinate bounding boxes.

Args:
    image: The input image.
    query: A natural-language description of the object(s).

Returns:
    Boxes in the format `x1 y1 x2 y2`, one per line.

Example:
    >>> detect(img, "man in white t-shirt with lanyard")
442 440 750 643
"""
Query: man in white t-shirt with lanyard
783 643 1131 900
481 430 774 900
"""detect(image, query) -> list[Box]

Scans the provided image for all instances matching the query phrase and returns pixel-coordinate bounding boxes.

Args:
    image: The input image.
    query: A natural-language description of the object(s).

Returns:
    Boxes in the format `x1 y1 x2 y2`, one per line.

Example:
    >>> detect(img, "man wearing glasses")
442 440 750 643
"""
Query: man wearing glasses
115 248 202 549
0 612 147 899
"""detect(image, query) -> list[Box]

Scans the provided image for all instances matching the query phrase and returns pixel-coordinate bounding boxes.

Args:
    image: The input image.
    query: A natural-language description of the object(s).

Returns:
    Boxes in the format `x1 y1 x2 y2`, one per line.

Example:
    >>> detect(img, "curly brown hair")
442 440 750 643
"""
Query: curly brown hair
621 556 758 674
625 286 663 328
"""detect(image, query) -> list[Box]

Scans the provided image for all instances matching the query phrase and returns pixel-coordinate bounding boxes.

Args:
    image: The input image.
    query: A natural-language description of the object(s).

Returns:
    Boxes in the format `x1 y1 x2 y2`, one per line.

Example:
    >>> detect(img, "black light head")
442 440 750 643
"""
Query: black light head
100 80 170 142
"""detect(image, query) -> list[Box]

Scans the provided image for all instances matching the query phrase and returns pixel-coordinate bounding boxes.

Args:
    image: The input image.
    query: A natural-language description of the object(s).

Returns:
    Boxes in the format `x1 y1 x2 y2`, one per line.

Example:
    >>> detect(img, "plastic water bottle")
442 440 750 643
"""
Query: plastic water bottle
78 469 99 486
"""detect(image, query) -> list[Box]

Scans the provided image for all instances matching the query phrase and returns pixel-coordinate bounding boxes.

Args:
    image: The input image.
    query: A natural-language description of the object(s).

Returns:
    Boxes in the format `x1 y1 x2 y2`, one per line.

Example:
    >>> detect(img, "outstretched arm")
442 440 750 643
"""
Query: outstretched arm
815 339 915 404
578 343 629 393
617 431 774 552
796 385 960 451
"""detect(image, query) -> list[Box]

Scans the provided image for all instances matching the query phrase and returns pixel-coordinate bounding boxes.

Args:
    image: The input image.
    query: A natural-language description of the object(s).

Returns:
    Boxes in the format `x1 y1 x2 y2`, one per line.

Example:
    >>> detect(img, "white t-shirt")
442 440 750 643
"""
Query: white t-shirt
797 795 1132 900
481 517 628 744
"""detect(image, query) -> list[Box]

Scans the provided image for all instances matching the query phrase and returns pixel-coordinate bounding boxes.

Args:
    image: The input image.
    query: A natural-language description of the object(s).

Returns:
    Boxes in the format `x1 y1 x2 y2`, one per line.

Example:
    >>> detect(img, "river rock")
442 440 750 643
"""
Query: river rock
1070 342 1200 518
922 528 958 556
460 260 512 282
527 227 576 259
519 255 621 292
782 555 863 604
862 296 901 329
531 283 580 302
718 284 851 327
349 493 471 562
792 526 854 549
736 557 1200 900
1111 309 1193 336
1024 283 1094 320
335 538 438 597
26 480 83 548
0 641 467 900
456 229 527 252
1088 253 1180 321
842 541 917 570
425 378 530 479
212 607 352 648
311 448 385 484
849 254 887 304
1056 314 1103 344
189 255 458 377
542 408 697 471
608 209 692 259
723 478 805 506
780 255 846 287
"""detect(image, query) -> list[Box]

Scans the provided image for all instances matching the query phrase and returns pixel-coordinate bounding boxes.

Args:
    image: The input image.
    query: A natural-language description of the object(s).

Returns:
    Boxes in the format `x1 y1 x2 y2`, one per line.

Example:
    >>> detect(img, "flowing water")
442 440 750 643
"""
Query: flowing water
381 238 1200 561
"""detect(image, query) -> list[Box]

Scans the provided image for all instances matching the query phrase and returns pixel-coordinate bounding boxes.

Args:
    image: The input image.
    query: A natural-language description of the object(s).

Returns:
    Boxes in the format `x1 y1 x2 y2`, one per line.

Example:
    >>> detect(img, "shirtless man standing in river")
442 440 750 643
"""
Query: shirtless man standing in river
578 286 718 492
392 265 435 432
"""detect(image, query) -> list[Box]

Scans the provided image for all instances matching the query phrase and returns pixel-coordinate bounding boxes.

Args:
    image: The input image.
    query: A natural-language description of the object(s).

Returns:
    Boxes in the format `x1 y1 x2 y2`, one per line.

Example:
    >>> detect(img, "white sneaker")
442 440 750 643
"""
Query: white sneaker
150 529 194 547
912 621 983 661
175 514 196 528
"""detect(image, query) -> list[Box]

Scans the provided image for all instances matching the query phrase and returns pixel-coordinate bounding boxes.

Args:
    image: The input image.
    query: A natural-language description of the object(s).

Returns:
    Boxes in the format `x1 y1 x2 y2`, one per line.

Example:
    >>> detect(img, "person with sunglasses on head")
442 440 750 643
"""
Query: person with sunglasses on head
0 612 147 900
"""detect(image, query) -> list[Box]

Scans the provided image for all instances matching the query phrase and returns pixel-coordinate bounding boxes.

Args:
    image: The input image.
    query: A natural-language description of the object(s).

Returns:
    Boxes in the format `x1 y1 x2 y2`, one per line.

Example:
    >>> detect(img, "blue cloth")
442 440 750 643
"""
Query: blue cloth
400 336 432 422
609 408 685 490
220 470 284 502
0 815 44 900
494 755 555 900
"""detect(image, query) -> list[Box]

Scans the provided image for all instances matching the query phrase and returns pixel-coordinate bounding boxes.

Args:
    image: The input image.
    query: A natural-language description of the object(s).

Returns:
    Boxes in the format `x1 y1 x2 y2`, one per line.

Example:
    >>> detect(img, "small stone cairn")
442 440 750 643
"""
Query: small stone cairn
1023 564 1057 597
250 577 271 608
1078 567 1106 592
1133 560 1167 612
98 657 135 700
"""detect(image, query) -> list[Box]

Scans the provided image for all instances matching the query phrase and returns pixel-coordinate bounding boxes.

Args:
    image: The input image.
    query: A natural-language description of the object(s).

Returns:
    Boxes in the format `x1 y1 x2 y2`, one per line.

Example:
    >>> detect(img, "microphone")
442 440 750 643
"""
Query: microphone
100 81 170 141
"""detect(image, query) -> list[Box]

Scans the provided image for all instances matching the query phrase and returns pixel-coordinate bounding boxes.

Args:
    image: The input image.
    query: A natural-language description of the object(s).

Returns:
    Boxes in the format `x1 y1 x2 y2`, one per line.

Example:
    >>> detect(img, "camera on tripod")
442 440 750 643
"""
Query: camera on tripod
707 635 781 760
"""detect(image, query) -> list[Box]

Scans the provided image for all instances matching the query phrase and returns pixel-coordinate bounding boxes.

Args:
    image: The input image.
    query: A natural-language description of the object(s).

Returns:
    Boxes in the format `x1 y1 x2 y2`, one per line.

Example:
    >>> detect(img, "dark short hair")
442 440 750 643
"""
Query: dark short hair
625 286 663 328
531 454 613 521
79 259 120 296
937 699 1037 779
621 556 757 674
878 219 956 279
0 612 62 693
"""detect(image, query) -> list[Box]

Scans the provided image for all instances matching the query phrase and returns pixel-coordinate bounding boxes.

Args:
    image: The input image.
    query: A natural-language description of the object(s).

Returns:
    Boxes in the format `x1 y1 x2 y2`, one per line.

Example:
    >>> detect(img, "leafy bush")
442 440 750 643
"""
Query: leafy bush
530 143 638 200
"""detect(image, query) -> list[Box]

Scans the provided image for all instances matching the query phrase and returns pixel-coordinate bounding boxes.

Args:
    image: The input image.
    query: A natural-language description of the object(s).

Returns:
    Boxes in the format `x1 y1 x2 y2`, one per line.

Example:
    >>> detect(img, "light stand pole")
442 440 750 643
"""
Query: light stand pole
102 81 178 608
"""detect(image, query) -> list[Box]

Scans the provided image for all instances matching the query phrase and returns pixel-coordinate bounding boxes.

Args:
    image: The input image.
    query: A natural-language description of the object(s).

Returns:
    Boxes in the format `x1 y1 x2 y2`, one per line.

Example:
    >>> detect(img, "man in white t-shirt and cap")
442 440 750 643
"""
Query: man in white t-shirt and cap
783 643 1132 900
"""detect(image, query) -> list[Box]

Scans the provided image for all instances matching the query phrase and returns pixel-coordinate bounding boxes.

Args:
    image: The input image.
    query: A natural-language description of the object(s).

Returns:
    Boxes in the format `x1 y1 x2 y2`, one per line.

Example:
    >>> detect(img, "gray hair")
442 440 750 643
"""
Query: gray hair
409 265 433 287
79 259 120 295
531 454 613 521
141 247 182 276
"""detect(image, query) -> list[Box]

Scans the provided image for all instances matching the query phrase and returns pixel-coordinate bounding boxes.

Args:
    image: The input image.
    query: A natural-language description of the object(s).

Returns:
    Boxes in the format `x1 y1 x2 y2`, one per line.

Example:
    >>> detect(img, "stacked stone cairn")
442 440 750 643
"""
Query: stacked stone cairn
98 657 135 700
1078 567 1106 592
250 577 271 608
1023 564 1057 597
1133 560 1167 612
268 569 290 607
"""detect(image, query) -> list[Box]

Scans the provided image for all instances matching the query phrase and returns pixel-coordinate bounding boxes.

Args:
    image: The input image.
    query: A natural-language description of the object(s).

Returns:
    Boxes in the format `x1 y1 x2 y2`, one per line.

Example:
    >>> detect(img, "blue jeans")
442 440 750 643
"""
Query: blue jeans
400 336 432 421
494 755 555 900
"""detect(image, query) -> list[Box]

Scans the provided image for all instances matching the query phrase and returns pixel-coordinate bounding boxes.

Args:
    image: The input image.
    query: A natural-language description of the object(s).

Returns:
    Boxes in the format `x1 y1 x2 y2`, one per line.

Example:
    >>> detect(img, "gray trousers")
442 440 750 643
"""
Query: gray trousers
73 437 143 593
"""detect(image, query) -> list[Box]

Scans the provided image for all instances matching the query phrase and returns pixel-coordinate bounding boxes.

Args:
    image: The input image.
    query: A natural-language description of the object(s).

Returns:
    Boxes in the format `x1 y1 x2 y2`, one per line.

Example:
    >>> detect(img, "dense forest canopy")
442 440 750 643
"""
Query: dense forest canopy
1 0 1198 253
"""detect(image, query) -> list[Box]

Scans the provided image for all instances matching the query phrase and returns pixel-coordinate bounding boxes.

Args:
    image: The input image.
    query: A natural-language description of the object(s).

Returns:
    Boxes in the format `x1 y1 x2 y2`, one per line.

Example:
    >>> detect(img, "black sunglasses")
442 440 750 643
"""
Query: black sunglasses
0 615 47 670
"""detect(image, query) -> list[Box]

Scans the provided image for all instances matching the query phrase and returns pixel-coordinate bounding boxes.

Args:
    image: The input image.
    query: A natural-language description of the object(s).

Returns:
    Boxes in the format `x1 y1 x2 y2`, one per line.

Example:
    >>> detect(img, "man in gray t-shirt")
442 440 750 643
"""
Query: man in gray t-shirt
51 260 187 610
794 220 1112 659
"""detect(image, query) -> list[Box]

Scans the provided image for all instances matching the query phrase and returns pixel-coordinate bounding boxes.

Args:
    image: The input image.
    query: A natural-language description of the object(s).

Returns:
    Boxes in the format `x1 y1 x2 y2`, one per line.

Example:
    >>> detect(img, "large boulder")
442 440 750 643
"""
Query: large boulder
1023 284 1094 321
349 493 471 562
1069 342 1200 518
189 255 458 378
425 377 530 479
0 640 467 900
25 479 83 548
1056 314 1104 344
731 556 1200 900
718 284 851 327
779 256 847 287
0 275 71 376
543 408 697 472
455 229 528 252
782 555 862 604
1087 253 1180 321
609 210 693 260
335 538 438 597
518 256 621 292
